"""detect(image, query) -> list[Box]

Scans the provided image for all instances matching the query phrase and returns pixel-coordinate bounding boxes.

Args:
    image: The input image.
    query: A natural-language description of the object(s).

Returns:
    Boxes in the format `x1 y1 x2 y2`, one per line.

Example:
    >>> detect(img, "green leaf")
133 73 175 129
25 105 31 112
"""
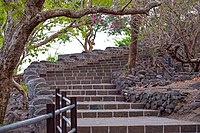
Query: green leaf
81 31 87 38
93 0 113 7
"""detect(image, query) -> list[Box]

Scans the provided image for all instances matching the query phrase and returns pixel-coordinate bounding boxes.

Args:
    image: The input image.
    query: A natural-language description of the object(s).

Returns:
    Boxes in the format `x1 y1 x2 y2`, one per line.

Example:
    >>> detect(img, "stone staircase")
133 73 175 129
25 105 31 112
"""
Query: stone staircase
36 53 200 133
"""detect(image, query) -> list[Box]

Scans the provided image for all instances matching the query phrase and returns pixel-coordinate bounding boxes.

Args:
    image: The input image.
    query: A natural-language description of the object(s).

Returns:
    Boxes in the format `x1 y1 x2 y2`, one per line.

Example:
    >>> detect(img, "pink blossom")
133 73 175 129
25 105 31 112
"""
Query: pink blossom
111 22 115 25
92 14 96 18
93 17 98 22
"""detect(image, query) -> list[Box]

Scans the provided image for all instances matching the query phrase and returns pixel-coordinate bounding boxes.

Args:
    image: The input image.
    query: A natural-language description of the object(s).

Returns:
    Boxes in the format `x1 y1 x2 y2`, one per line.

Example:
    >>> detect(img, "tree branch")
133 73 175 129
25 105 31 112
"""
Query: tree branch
12 78 28 111
74 36 84 47
167 43 200 64
121 0 132 12
30 20 82 49
33 1 161 24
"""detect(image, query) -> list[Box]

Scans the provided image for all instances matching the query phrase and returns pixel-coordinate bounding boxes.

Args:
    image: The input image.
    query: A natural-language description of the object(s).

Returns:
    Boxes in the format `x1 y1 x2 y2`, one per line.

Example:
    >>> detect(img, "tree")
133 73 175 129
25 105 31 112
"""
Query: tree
139 0 200 71
72 14 103 52
0 0 160 123
163 0 200 71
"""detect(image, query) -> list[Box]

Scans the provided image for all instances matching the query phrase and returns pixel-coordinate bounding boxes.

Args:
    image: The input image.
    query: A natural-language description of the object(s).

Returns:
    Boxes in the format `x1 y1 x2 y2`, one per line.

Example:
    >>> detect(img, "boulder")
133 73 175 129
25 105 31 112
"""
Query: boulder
36 90 53 96
30 97 53 105
27 78 46 100
24 75 39 84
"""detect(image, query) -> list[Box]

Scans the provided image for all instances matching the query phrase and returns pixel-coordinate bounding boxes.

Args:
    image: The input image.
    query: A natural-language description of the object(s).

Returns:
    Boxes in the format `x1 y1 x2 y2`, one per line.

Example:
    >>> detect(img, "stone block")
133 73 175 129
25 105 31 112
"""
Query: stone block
92 126 108 133
36 90 53 96
30 97 53 105
110 126 127 133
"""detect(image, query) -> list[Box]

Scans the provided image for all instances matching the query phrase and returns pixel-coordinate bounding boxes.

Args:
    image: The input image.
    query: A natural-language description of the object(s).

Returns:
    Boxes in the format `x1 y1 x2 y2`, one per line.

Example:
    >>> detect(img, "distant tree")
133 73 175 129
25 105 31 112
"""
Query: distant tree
143 0 200 71
164 0 200 71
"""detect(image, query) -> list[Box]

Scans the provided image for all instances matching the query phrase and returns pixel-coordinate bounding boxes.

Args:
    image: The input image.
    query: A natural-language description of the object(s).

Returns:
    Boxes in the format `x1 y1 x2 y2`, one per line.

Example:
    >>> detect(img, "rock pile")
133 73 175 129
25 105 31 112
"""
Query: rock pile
17 62 54 133
23 63 54 117
112 71 199 91
122 89 189 114
111 54 200 115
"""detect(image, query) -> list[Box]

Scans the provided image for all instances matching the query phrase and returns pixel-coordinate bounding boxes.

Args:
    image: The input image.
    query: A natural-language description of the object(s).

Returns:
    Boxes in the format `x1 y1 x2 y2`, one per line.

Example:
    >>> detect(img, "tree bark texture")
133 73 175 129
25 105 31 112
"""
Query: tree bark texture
128 16 139 69
0 0 45 124
0 73 12 123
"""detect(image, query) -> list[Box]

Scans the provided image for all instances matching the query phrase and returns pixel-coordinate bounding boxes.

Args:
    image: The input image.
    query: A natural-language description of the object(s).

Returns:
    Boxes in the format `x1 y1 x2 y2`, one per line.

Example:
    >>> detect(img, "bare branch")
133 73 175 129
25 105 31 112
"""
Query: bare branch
167 43 200 64
12 78 28 111
74 36 84 47
121 0 132 12
89 0 93 8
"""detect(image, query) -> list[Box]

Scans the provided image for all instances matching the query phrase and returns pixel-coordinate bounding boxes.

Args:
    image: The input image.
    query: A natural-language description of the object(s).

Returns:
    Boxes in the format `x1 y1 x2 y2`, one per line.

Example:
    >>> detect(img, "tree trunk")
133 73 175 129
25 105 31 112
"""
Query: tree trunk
128 16 139 69
0 72 12 124
0 1 43 123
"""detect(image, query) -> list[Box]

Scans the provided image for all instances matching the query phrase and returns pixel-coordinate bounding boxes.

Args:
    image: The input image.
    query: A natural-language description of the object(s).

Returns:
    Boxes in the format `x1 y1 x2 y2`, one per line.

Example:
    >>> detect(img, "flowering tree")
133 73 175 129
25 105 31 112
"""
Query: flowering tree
73 13 130 52
72 13 104 52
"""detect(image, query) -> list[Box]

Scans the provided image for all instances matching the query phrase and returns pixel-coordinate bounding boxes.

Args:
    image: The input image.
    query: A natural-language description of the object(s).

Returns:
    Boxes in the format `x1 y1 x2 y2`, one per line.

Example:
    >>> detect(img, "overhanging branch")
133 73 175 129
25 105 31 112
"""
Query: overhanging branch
30 20 82 49
33 1 161 23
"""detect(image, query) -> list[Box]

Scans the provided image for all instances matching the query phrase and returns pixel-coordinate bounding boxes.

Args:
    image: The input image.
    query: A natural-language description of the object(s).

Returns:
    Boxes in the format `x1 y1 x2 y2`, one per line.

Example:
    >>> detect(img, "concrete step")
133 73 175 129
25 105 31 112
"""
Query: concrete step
75 109 158 118
47 79 111 85
50 84 116 90
77 101 145 110
57 95 124 102
86 63 125 67
50 89 119 95
45 71 112 77
98 60 128 64
45 76 111 80
77 117 200 133
75 66 123 71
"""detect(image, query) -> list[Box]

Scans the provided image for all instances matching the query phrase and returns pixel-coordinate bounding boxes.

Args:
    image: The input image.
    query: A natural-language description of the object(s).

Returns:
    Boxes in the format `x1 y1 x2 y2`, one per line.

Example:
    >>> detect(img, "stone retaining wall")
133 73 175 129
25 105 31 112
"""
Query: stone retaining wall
23 62 52 133
24 46 129 117
111 62 200 115
21 46 130 132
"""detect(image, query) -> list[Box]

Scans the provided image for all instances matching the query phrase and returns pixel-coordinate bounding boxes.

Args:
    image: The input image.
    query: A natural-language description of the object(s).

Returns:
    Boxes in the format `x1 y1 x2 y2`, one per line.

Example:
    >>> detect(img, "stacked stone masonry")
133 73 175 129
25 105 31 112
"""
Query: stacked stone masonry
23 46 200 133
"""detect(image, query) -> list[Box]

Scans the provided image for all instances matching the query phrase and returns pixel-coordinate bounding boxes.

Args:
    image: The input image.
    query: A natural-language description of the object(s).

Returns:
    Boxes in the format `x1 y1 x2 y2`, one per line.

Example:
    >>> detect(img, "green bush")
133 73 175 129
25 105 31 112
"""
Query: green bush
21 83 28 93
114 36 131 46
46 54 58 62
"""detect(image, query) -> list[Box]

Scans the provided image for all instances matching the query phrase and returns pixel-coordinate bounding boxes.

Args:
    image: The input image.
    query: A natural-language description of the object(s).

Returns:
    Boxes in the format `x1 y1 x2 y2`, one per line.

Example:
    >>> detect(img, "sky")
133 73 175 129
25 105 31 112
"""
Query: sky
19 32 119 73
50 32 117 57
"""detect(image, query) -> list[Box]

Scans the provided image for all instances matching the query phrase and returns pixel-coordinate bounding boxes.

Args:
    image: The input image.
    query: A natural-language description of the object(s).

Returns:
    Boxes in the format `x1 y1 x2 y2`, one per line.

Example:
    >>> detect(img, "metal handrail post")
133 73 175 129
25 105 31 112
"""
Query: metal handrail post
56 88 60 133
47 104 55 133
62 91 67 133
70 97 77 133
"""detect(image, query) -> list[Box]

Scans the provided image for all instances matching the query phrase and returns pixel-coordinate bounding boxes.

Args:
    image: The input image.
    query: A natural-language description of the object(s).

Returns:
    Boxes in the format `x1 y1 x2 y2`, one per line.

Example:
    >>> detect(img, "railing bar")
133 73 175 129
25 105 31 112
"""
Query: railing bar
62 116 71 127
68 128 76 133
0 104 75 132
62 97 71 104
57 93 62 97
0 113 52 132
57 126 62 133
55 104 75 115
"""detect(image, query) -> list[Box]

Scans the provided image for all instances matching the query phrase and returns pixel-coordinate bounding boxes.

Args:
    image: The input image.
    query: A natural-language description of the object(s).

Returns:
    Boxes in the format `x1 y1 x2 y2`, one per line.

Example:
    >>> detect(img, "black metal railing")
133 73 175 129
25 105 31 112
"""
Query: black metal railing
0 88 77 133
54 89 77 133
